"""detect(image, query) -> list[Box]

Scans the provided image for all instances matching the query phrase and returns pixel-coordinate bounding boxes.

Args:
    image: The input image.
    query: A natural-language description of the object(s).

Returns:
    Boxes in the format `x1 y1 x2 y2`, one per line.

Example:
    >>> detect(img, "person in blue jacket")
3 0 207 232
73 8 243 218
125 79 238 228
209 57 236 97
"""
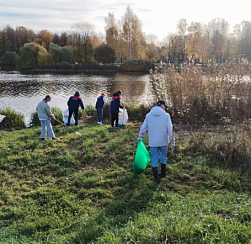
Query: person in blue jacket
67 92 84 126
110 90 123 128
95 93 107 125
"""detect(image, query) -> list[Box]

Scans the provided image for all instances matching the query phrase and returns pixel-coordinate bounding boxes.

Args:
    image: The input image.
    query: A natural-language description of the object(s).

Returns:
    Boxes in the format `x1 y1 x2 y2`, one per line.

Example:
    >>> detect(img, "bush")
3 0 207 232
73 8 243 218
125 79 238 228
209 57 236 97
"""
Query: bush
0 108 25 129
120 60 155 72
85 105 96 116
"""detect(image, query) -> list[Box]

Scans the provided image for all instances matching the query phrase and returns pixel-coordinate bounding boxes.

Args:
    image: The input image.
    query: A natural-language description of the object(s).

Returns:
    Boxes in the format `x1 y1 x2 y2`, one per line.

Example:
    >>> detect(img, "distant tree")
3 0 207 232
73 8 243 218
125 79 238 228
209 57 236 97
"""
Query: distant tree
94 44 116 64
38 30 53 50
60 32 68 47
4 25 16 52
49 43 73 63
121 6 146 59
146 43 159 62
71 21 95 63
18 42 50 69
52 33 61 46
90 35 101 49
0 30 7 56
0 51 19 66
186 22 203 60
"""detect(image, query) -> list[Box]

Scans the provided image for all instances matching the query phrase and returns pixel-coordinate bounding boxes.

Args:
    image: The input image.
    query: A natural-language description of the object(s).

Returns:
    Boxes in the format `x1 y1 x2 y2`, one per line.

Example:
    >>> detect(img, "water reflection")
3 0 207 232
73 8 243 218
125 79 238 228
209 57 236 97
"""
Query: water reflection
0 71 155 124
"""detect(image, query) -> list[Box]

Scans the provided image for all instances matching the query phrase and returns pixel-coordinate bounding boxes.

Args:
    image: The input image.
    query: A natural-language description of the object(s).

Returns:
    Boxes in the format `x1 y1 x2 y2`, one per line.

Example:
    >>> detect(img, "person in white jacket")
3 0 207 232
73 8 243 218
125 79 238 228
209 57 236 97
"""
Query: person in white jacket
138 100 173 183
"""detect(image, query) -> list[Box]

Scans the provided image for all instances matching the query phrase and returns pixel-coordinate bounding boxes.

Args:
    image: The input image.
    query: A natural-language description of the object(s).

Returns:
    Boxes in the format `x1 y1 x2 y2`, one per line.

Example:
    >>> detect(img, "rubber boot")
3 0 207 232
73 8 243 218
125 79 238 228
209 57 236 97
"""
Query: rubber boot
160 163 166 178
152 167 160 183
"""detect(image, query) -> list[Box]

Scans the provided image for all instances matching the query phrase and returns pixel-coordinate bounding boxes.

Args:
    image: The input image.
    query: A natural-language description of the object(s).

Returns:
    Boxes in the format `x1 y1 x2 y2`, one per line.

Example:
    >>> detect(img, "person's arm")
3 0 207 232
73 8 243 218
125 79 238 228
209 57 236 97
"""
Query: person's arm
138 117 148 140
79 99 84 110
166 113 173 143
103 97 107 104
118 98 123 109
45 104 54 118
67 98 70 107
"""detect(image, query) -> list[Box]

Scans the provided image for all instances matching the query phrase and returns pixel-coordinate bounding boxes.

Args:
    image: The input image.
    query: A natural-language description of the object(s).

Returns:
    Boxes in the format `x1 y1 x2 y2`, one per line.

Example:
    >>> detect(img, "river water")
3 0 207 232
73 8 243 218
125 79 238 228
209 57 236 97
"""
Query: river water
0 71 155 124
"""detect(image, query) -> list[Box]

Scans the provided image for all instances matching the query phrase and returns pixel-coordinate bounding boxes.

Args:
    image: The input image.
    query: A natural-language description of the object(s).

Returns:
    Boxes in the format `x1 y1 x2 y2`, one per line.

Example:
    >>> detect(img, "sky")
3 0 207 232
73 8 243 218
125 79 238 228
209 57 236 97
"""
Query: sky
0 0 251 42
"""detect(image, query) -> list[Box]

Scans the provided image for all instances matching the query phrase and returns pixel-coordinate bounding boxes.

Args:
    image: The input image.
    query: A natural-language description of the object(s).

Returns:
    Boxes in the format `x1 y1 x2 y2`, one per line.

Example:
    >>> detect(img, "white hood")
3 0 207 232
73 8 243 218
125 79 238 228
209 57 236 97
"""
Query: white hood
150 106 165 116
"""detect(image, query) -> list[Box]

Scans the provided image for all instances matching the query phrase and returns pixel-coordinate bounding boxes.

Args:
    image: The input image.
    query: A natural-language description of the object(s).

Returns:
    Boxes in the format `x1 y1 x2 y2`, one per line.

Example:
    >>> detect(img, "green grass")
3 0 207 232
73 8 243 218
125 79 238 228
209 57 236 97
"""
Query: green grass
1 122 251 243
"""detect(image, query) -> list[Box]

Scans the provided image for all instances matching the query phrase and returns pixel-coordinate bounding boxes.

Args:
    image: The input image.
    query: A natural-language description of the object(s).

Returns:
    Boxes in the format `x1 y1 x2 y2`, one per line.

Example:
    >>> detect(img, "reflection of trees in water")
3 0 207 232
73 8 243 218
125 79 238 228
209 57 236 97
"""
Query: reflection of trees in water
107 73 147 103
0 73 149 104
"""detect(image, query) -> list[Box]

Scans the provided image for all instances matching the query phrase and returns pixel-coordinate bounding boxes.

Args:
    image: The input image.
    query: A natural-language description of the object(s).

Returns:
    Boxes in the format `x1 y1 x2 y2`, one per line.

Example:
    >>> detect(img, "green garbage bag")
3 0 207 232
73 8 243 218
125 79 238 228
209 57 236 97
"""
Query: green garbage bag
133 140 151 176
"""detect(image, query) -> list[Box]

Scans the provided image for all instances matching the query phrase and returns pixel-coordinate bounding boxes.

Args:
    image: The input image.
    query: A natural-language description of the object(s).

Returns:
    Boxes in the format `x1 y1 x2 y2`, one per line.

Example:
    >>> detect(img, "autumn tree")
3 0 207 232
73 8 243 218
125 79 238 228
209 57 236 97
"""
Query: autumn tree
38 30 53 50
121 6 146 59
186 22 203 60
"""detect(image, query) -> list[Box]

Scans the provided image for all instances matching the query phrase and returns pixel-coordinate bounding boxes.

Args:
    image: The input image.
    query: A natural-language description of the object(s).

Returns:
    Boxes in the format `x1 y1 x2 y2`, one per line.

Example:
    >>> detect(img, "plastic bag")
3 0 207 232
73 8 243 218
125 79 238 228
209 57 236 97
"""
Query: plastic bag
62 109 75 125
133 140 151 176
118 108 128 125
0 114 5 123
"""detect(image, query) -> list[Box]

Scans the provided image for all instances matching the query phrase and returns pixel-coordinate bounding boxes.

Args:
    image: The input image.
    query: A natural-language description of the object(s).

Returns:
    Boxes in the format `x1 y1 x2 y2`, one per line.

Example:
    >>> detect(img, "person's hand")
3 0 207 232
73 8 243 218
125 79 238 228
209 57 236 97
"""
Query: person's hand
171 138 175 146
137 137 142 141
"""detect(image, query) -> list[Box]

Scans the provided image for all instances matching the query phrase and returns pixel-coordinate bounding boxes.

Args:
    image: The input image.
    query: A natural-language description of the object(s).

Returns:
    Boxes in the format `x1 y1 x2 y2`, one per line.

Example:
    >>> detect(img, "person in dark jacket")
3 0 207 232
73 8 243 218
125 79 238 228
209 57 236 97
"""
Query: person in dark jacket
67 92 84 126
95 93 107 125
110 90 123 128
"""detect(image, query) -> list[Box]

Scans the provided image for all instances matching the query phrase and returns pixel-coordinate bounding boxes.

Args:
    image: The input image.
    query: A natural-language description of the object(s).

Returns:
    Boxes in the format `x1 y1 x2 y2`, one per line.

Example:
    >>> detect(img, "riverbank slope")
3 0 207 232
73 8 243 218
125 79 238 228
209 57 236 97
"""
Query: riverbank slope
1 122 251 243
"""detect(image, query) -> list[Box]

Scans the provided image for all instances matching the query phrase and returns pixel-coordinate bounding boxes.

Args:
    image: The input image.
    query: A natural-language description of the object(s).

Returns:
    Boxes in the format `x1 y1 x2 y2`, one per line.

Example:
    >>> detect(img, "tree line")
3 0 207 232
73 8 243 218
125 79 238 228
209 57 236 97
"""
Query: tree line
1 6 251 69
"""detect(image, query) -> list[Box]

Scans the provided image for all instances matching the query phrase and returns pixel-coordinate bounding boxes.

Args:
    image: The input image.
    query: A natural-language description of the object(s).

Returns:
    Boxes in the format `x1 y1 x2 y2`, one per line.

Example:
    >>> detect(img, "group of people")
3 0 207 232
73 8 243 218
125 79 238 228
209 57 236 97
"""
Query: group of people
36 90 123 140
36 91 174 183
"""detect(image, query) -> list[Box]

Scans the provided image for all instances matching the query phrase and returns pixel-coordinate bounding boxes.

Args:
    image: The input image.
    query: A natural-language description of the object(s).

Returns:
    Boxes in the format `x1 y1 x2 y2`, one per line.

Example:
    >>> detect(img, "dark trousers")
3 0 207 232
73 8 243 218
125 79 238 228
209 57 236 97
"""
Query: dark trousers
68 109 78 125
97 108 103 122
111 113 118 127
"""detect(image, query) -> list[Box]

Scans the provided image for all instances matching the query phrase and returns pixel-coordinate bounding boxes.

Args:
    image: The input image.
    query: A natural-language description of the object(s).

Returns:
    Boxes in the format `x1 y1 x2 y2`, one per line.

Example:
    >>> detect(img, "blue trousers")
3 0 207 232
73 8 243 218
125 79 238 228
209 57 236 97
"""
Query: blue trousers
97 107 103 122
40 119 55 139
150 146 168 167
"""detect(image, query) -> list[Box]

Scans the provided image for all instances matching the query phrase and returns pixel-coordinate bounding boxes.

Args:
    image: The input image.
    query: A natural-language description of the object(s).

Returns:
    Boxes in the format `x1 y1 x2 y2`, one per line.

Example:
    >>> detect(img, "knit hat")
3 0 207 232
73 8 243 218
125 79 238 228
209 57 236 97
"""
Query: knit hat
74 92 80 96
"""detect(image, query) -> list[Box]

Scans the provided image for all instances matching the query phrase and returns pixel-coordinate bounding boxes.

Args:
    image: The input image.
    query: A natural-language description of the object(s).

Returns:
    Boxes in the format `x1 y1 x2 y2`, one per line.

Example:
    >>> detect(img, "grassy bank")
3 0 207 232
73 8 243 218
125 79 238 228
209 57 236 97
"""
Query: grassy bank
1 120 251 243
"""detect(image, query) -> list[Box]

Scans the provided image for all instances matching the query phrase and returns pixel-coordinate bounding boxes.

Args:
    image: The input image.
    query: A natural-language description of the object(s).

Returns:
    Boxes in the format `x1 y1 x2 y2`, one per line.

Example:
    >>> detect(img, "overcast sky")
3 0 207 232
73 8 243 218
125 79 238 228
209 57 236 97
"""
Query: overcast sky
0 0 251 41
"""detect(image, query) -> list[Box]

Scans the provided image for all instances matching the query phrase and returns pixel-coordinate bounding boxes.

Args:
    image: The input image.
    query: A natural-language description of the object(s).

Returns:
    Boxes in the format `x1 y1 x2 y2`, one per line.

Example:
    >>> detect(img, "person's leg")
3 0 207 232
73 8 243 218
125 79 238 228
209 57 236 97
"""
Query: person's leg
159 146 168 177
44 119 55 138
74 109 79 125
100 108 103 123
40 120 46 139
150 147 160 183
111 113 115 127
97 108 102 123
68 109 73 125
115 113 119 127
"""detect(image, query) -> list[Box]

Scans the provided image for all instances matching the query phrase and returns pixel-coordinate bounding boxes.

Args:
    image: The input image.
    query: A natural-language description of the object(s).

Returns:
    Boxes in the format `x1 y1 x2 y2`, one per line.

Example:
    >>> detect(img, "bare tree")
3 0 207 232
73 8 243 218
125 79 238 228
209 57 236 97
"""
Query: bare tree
71 21 95 63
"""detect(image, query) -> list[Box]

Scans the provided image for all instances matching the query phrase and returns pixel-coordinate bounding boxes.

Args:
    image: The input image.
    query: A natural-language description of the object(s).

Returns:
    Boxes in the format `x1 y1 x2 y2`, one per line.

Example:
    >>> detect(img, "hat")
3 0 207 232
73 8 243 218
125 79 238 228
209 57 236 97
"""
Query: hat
74 92 80 96
101 93 105 96
157 100 167 108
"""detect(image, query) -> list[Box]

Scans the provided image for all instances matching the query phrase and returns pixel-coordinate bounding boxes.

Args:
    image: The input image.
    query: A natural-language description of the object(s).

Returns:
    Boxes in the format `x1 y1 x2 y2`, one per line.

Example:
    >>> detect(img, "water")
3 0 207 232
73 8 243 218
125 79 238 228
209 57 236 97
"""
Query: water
0 71 155 124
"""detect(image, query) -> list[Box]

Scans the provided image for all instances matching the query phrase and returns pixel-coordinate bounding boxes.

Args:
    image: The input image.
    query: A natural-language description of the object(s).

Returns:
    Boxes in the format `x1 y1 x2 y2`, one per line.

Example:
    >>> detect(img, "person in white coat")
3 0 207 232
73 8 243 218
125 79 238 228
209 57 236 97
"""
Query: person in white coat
138 100 173 183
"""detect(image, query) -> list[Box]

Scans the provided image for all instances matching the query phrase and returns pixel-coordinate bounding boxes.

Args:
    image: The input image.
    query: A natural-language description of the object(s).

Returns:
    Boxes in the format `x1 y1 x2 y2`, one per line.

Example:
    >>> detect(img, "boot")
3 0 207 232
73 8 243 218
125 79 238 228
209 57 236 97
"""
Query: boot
152 167 160 183
160 164 166 178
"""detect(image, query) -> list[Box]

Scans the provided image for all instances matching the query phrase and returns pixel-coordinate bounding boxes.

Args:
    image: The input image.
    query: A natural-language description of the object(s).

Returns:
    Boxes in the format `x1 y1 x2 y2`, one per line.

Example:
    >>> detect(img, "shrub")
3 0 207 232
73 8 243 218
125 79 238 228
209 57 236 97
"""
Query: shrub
0 108 25 129
120 60 155 72
85 105 96 116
